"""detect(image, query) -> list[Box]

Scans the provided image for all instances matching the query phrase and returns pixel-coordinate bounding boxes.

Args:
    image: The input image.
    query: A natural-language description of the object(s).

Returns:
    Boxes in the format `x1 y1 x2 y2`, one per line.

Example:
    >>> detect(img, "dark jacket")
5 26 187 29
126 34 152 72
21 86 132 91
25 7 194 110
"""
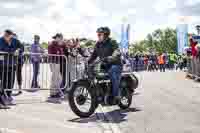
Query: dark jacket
18 42 24 64
48 41 65 55
0 37 23 67
88 38 122 66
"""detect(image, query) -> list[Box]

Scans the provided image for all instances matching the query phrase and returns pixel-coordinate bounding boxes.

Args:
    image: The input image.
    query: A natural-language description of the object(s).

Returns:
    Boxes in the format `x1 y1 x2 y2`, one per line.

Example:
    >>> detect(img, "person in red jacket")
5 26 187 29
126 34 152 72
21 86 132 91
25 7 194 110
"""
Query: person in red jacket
48 34 87 101
190 36 198 76
190 38 198 57
48 33 66 101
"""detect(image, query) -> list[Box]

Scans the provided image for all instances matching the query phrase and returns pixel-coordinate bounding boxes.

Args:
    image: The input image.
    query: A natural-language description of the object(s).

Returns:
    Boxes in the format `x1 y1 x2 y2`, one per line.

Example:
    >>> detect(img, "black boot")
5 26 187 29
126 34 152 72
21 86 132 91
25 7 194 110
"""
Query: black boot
0 96 10 109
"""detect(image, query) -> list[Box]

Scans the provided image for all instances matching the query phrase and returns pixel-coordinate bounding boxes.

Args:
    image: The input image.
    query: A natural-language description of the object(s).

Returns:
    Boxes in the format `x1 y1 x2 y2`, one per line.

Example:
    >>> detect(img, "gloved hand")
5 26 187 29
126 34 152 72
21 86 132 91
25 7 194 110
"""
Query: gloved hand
102 56 112 63
102 57 108 63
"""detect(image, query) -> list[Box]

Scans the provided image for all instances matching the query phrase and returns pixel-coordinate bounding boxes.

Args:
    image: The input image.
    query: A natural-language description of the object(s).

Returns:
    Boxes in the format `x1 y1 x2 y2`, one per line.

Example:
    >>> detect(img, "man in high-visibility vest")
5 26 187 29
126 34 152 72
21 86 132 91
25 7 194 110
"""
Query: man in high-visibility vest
158 53 166 72
169 53 177 70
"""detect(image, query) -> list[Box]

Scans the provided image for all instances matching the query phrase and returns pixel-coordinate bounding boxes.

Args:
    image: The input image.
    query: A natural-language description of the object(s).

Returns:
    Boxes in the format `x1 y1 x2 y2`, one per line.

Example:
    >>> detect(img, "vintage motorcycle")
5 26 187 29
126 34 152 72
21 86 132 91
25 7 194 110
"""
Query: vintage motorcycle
68 59 139 118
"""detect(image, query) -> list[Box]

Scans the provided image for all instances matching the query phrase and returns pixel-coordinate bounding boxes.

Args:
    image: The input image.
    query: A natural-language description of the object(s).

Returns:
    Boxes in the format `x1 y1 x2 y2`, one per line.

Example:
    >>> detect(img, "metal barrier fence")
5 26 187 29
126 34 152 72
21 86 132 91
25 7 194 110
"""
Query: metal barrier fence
0 52 83 97
187 56 200 79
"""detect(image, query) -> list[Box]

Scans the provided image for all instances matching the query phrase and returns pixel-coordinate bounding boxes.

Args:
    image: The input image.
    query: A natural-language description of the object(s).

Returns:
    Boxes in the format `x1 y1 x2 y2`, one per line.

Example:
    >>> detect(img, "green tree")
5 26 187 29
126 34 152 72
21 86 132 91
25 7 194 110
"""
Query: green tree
129 40 147 54
128 28 177 54
41 42 48 49
84 40 95 48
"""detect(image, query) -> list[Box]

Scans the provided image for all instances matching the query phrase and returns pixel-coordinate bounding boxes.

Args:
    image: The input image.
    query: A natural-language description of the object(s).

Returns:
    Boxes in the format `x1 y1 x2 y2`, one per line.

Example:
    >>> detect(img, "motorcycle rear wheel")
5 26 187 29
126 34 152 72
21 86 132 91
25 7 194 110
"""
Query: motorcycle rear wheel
118 88 132 109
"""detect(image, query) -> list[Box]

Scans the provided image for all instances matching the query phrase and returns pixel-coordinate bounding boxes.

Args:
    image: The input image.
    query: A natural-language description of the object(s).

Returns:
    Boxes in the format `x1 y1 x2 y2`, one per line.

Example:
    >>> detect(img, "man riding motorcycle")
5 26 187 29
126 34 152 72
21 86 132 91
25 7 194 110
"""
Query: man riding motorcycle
88 27 122 104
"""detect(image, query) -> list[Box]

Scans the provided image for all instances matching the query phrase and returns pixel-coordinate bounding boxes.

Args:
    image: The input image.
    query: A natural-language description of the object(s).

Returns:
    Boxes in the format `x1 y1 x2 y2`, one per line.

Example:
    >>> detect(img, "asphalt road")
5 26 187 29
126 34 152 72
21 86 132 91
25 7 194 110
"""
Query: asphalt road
1 71 200 133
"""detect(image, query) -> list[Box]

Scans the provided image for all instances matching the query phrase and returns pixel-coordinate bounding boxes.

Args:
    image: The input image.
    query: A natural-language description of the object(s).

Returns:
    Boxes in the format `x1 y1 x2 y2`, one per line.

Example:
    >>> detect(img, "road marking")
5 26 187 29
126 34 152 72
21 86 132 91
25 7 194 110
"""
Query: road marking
96 106 122 133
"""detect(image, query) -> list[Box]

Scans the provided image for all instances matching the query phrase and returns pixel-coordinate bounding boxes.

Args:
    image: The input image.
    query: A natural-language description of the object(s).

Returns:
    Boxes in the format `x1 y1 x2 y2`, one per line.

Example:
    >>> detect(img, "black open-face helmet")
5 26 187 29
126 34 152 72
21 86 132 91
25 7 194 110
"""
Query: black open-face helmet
96 27 111 37
96 27 104 33
103 27 111 36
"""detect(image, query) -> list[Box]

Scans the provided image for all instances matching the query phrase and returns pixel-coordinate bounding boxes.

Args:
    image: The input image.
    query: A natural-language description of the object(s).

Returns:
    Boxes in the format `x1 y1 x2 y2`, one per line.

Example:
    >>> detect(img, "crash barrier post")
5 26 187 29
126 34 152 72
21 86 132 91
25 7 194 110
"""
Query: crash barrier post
0 52 82 97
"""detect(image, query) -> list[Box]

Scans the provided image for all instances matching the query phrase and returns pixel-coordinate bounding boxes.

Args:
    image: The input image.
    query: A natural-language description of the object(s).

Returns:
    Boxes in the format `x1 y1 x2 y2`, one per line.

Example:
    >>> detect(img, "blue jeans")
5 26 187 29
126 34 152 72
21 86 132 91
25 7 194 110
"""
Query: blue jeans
32 62 40 88
108 65 122 97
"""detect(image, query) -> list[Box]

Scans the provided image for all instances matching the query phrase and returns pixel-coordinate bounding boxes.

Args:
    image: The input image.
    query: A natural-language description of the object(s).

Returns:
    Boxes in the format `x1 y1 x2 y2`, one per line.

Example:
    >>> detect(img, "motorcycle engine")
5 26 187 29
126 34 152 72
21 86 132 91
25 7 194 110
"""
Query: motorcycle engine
120 80 129 88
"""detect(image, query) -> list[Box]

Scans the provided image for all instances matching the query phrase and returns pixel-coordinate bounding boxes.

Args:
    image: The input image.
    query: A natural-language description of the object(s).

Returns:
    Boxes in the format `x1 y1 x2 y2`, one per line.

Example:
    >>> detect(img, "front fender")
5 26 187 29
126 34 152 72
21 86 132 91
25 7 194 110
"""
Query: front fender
69 79 92 91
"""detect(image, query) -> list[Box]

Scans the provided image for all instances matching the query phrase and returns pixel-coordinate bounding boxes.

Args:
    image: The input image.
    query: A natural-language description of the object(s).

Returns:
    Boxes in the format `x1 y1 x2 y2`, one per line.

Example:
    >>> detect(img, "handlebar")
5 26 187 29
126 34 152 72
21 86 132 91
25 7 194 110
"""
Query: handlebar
84 58 107 75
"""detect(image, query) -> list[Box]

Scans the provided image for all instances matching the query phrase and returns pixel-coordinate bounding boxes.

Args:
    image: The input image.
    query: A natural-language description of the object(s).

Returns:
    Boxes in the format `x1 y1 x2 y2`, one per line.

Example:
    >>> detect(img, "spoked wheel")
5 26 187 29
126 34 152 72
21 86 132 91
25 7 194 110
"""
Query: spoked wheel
118 88 132 109
68 82 97 118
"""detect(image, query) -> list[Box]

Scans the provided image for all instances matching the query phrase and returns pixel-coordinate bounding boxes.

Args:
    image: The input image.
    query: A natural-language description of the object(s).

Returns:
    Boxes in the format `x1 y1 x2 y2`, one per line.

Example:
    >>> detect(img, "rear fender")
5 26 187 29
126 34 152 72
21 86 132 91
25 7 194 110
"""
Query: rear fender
121 73 139 90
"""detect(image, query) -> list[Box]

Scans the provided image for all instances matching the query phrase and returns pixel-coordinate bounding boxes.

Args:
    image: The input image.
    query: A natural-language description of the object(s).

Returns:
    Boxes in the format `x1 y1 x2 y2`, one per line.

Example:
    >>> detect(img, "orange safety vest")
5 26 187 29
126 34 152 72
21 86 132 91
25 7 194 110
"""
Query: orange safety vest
158 55 164 64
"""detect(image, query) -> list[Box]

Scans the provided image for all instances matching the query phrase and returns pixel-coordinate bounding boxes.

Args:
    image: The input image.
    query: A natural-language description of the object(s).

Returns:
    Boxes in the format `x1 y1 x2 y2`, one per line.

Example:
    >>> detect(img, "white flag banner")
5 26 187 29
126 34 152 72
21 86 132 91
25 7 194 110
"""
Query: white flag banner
177 24 188 54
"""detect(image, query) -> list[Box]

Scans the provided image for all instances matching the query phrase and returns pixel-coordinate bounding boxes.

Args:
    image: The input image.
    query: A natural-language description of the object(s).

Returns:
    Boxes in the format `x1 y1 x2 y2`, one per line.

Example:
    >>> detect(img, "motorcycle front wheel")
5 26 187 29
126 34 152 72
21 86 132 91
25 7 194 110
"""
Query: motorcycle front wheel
68 81 97 118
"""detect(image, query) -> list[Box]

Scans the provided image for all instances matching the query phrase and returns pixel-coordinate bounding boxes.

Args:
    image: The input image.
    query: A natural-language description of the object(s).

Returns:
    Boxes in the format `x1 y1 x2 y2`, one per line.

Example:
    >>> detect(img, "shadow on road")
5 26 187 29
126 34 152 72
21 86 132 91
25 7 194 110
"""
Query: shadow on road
68 107 141 124
118 107 142 113
68 115 101 123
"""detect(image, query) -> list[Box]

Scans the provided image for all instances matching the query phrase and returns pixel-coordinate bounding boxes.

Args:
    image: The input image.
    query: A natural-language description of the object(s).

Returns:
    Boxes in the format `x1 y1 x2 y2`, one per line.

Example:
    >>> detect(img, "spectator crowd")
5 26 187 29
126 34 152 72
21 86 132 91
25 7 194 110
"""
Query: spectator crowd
0 29 87 109
127 53 188 72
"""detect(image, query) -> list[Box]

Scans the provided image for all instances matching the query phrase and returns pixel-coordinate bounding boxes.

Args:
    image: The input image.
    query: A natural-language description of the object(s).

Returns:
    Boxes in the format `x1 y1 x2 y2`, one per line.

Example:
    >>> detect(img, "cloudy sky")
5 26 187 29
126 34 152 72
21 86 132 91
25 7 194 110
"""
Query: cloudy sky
0 0 199 42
